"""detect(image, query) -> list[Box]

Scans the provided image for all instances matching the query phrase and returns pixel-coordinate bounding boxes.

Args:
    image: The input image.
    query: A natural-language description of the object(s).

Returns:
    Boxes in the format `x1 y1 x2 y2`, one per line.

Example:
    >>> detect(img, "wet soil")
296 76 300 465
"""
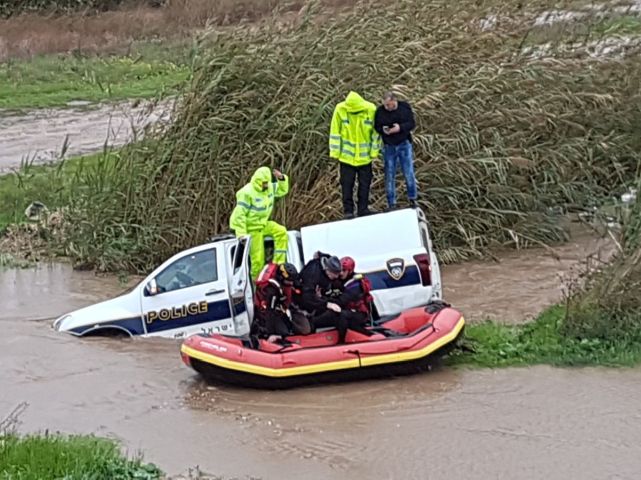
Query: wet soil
0 100 171 172
1 232 637 480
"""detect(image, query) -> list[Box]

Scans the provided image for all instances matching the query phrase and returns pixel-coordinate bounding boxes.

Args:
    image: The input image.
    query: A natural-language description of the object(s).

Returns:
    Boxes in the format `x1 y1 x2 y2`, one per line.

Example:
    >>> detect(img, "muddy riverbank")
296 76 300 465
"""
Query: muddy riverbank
1 229 634 479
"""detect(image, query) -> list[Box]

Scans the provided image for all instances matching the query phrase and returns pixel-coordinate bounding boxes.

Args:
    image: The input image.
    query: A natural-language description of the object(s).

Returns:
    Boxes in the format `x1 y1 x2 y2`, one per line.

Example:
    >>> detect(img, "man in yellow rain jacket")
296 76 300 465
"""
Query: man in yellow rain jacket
329 91 381 219
230 166 290 280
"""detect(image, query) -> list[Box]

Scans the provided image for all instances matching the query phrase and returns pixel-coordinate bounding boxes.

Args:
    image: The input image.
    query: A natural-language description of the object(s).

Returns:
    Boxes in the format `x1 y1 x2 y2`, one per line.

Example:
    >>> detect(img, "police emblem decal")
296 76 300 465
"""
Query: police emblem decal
386 258 406 280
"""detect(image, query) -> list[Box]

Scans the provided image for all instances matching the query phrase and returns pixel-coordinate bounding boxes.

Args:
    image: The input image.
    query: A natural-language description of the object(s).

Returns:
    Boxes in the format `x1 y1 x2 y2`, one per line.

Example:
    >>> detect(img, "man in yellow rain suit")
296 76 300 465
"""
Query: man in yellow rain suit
230 166 290 280
329 91 381 219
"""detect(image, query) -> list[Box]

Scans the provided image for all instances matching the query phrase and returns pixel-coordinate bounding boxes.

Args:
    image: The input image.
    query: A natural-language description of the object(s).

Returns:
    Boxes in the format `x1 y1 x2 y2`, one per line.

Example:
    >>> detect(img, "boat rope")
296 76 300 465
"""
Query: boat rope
346 349 362 368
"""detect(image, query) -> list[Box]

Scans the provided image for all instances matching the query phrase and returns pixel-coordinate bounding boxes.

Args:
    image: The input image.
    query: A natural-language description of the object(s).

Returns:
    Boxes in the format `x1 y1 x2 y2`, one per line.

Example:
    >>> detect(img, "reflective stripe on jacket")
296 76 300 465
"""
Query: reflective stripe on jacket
329 91 381 167
229 166 289 235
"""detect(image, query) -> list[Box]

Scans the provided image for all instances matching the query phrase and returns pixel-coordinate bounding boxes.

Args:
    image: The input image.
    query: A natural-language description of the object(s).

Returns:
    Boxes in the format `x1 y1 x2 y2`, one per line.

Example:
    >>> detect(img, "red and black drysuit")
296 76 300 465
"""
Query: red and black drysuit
312 274 374 343
252 278 295 338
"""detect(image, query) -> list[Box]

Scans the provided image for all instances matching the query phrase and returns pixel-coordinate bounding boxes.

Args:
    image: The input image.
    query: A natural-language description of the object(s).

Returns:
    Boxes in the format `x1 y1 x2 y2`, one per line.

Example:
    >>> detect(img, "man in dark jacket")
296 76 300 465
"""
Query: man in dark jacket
329 256 375 343
374 91 418 211
310 256 376 343
293 253 344 330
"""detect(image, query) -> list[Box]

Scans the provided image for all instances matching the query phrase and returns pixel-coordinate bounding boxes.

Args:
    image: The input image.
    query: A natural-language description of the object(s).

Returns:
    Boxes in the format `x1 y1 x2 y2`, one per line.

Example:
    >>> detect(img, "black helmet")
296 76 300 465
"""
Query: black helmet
278 263 299 283
321 255 342 274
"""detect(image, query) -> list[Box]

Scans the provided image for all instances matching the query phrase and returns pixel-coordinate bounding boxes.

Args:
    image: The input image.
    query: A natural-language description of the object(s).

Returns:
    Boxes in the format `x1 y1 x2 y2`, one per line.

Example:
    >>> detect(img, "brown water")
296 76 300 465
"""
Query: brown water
1 234 639 480
443 226 615 323
0 100 171 172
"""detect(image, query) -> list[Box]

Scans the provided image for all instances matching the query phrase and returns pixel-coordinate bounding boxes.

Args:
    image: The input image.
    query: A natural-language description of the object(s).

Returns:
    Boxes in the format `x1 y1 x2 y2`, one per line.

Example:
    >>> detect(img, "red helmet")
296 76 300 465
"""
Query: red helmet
340 256 355 274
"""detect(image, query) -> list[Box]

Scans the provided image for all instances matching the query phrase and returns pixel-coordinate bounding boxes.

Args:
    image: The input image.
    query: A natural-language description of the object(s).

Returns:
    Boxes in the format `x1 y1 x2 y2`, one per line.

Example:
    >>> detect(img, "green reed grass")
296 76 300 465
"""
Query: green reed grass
564 178 641 341
53 0 641 272
0 432 161 480
449 305 641 368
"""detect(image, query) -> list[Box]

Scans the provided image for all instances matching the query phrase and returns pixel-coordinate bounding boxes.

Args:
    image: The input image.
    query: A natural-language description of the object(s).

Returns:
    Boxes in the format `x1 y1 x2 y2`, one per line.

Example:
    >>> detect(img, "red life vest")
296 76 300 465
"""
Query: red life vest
343 274 373 314
254 263 294 310
254 263 280 311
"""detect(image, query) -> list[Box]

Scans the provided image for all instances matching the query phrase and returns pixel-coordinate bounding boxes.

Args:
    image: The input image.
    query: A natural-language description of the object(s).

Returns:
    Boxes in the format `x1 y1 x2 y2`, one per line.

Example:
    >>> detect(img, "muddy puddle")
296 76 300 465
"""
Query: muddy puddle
0 99 171 172
1 232 638 479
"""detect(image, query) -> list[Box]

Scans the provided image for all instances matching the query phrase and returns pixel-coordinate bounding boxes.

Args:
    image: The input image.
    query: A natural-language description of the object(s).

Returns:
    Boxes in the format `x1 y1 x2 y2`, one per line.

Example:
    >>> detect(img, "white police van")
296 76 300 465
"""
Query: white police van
53 208 442 339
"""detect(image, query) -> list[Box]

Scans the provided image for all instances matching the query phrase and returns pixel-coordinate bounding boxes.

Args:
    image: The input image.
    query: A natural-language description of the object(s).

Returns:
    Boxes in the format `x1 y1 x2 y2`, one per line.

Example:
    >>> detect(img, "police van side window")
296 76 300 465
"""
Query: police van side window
420 223 430 250
155 249 218 294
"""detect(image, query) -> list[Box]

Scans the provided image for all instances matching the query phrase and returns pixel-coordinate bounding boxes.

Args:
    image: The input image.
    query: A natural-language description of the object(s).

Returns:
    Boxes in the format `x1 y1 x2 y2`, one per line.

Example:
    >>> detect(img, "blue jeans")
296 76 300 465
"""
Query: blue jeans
383 140 417 207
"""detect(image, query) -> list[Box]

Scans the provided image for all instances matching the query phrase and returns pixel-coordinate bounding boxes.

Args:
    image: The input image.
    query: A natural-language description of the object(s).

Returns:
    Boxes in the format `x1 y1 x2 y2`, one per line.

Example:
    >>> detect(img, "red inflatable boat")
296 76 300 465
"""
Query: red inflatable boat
180 302 465 389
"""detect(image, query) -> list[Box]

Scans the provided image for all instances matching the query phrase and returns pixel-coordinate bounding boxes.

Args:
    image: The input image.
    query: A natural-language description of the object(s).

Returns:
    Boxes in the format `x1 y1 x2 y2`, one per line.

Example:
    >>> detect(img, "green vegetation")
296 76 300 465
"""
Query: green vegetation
2 1 641 276
0 152 114 230
0 252 34 268
43 0 640 273
449 305 641 368
451 187 641 369
0 432 161 480
0 404 222 479
0 0 290 19
564 182 641 341
0 0 139 17
0 152 121 270
0 43 191 109
594 15 641 36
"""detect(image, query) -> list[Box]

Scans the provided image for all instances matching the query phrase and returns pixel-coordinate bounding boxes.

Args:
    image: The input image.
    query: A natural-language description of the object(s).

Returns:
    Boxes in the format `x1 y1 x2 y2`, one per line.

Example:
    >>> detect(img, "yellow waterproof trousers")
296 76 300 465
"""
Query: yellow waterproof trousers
248 221 288 280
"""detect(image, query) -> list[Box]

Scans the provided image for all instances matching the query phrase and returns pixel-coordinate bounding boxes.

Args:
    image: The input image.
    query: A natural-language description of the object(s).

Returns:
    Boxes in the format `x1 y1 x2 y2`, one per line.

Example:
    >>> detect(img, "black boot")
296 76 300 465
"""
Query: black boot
357 208 376 217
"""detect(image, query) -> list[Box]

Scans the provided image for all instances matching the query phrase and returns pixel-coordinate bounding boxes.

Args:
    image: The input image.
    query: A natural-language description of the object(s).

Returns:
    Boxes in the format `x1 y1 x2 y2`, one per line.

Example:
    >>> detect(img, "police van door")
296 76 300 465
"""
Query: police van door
419 220 442 300
140 247 234 339
228 236 254 336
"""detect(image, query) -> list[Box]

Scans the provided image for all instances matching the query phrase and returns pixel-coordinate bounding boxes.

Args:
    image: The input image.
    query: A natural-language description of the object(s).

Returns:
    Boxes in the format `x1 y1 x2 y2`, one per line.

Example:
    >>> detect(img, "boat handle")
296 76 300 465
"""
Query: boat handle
346 347 409 355
205 288 225 296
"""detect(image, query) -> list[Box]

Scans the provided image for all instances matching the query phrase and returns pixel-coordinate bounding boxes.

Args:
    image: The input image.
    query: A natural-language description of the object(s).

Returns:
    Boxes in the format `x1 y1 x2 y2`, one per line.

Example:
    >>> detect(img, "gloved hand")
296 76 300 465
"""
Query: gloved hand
326 302 341 313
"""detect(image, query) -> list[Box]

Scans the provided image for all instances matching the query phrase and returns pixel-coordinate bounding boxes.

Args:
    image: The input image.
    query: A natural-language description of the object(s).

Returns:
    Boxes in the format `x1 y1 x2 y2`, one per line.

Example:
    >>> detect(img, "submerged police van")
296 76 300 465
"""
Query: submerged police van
53 207 443 339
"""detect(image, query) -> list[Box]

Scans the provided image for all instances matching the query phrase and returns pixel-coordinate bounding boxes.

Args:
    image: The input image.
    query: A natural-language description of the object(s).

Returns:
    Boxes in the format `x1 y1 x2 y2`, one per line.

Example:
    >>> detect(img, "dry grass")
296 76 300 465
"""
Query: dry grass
0 0 355 60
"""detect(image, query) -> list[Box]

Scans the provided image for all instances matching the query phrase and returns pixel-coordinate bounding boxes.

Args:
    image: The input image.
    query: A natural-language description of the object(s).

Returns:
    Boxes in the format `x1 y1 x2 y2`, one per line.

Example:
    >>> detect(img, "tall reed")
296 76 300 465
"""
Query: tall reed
564 181 641 341
61 0 641 272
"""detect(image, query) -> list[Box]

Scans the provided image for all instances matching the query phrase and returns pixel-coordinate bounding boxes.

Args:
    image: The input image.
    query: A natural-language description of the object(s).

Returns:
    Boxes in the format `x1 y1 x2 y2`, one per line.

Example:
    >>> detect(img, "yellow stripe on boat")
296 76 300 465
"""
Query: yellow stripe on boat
181 317 465 378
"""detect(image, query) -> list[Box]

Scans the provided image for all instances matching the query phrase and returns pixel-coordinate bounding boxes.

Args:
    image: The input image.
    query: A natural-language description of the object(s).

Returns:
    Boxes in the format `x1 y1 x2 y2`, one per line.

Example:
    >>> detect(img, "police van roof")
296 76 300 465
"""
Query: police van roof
300 208 424 265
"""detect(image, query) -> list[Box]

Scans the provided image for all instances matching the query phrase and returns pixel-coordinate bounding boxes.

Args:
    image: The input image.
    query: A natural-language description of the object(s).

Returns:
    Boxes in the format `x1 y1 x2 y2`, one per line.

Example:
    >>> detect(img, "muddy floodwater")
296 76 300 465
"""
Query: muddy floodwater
443 226 615 323
1 231 639 479
0 100 171 172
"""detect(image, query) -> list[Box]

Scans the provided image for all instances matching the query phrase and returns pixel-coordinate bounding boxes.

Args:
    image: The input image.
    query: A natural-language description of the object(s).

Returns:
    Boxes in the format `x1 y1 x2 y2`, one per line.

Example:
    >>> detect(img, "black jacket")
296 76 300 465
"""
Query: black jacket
294 256 334 313
333 284 361 309
374 101 416 146
332 275 367 311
